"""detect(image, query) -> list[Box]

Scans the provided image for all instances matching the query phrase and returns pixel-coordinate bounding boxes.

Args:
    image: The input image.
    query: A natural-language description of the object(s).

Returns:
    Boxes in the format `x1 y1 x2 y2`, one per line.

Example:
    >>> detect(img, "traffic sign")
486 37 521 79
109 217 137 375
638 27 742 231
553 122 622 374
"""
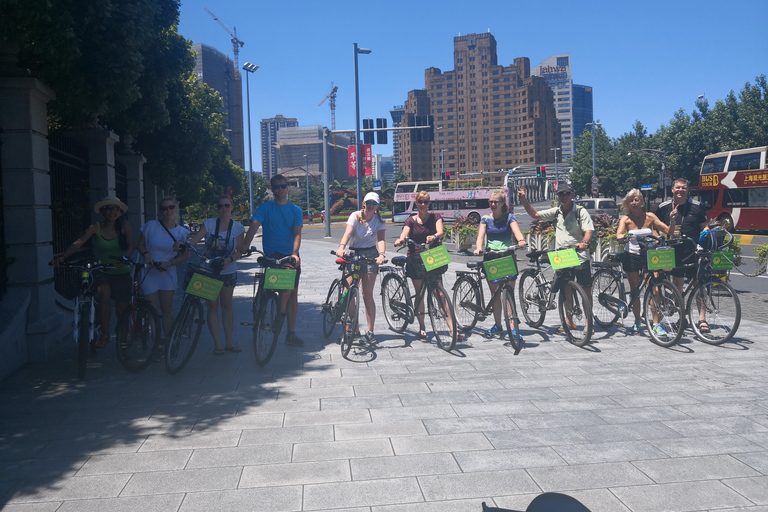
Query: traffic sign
552 181 558 189
591 186 600 195
640 184 653 191
373 180 381 191
591 176 599 185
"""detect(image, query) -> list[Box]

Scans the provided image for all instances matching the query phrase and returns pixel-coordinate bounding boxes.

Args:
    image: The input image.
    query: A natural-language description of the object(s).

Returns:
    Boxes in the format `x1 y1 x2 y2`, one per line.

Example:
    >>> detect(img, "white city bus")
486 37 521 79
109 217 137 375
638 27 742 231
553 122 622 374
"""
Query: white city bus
392 180 495 224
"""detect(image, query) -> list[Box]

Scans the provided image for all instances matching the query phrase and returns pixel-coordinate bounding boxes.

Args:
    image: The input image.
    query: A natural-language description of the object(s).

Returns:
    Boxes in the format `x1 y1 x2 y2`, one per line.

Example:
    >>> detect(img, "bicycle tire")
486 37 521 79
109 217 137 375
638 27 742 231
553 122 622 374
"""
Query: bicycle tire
591 268 622 328
644 279 684 348
687 280 740 345
322 279 343 339
254 292 279 366
116 300 160 373
77 303 91 380
165 298 204 375
452 276 481 332
380 273 410 333
428 282 457 352
501 285 523 354
518 268 546 328
340 286 360 358
557 280 593 347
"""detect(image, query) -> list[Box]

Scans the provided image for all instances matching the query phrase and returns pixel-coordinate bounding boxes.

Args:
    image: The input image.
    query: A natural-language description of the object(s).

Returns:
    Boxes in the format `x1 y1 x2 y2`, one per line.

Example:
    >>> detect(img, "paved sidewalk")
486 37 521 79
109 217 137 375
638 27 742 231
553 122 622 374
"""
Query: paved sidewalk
1 238 767 512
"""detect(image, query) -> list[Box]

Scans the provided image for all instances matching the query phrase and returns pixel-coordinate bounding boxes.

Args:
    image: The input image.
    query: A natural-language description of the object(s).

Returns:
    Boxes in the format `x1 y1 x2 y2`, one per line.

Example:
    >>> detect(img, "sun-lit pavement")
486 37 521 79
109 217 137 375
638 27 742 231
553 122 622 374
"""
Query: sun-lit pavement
1 238 767 512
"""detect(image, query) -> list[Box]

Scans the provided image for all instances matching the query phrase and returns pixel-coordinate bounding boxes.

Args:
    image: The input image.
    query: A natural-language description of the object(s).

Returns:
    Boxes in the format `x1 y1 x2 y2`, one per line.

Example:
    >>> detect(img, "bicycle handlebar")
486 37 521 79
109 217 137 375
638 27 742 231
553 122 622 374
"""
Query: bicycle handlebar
331 249 387 264
394 236 443 252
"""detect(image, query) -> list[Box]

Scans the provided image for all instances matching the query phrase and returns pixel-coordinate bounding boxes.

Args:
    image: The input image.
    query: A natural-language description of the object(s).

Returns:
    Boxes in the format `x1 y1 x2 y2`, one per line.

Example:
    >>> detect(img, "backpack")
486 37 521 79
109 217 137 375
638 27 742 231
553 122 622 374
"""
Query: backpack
554 205 589 235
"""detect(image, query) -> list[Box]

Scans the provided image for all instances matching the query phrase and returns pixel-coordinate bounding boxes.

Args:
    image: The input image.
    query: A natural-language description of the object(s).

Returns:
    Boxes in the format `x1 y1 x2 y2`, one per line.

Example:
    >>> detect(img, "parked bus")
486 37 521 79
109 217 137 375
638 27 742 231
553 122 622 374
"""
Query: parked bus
392 180 495 224
698 146 768 231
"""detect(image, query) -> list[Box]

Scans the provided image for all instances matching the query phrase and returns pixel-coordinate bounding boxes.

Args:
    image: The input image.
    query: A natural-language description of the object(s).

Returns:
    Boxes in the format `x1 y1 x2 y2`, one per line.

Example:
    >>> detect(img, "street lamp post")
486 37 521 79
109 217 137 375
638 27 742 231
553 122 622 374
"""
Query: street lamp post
242 62 259 216
304 154 310 224
436 125 443 179
585 122 601 197
551 147 560 195
353 43 371 205
628 149 668 202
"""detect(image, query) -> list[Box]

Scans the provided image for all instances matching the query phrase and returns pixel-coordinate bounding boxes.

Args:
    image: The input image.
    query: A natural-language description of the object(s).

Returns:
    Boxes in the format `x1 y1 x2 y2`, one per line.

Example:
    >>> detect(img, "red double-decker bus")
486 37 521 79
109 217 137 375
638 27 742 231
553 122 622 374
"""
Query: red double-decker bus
698 146 768 231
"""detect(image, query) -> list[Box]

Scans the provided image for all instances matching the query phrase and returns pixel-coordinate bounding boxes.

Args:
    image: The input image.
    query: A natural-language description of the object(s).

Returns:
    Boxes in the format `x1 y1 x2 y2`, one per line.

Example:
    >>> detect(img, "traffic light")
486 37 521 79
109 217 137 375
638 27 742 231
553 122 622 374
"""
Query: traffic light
410 114 422 142
363 119 374 144
541 166 546 178
536 166 542 178
376 118 387 144
424 115 435 142
445 171 450 180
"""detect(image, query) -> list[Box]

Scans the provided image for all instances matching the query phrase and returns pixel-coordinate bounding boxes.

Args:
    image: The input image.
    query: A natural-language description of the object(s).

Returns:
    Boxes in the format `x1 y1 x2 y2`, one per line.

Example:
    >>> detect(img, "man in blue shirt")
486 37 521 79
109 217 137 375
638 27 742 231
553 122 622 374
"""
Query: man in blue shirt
244 174 305 346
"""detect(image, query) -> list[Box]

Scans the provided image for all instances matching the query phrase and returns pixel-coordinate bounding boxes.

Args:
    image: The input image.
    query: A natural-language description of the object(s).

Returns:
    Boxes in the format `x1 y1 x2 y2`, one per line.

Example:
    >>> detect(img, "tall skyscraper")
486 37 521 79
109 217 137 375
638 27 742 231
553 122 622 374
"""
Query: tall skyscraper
261 115 298 180
399 33 561 184
531 54 593 160
191 44 245 169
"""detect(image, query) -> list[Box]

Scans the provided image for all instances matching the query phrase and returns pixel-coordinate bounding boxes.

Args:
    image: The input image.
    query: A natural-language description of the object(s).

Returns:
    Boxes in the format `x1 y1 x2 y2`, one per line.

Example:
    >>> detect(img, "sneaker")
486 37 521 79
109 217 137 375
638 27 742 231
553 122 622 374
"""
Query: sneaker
653 323 668 337
363 331 376 345
511 329 523 343
631 321 642 335
272 312 286 336
484 324 501 338
285 332 305 347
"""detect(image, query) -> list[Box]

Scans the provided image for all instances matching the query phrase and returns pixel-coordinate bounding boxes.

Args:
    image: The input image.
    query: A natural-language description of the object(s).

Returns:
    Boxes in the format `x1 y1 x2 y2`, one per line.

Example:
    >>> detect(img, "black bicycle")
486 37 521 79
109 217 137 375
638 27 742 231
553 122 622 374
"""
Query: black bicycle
517 248 593 347
249 247 296 366
380 238 458 352
452 247 524 353
322 253 353 340
115 256 162 372
590 234 686 348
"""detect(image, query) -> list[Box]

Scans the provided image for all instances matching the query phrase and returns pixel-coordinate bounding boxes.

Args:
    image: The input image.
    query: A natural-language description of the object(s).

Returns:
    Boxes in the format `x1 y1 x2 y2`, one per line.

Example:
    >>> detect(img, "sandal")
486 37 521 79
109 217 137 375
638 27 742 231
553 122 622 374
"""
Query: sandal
95 333 110 349
417 330 428 340
697 320 711 334
213 348 225 355
224 346 242 353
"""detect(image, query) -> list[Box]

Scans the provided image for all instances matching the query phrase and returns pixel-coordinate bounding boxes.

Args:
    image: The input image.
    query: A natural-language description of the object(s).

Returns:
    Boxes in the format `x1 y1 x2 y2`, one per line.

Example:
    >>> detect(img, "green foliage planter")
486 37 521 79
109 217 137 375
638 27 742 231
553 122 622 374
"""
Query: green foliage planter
446 216 479 251
755 242 768 275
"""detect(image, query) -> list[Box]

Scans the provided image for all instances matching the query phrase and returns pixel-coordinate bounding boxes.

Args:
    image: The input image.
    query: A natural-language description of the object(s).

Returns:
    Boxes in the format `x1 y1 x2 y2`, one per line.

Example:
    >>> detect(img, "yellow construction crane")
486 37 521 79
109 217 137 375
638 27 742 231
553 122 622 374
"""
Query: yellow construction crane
204 7 244 79
318 82 339 132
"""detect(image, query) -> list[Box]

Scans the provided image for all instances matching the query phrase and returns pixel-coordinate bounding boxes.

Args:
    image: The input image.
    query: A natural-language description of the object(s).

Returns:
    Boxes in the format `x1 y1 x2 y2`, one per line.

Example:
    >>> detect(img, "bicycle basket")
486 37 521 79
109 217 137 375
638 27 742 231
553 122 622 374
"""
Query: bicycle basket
183 264 224 300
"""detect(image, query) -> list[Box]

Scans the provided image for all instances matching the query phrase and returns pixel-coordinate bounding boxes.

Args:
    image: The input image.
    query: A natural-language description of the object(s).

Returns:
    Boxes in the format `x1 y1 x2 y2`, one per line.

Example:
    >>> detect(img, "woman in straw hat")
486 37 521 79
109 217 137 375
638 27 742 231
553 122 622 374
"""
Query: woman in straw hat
53 195 136 348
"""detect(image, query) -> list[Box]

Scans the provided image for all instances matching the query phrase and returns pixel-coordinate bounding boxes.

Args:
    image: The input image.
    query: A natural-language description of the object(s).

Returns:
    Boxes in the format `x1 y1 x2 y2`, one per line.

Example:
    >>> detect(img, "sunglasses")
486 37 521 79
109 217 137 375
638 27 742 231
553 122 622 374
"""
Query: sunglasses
488 200 500 205
272 184 288 190
365 201 379 207
557 191 572 196
217 203 231 208
101 205 121 212
416 200 429 205
159 204 177 211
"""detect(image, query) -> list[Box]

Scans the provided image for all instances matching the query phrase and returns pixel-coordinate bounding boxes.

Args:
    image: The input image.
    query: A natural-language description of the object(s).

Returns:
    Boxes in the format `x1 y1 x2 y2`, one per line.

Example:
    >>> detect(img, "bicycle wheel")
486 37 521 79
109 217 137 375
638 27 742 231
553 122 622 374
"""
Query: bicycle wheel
322 279 343 339
380 273 410 333
500 285 523 354
518 268 546 328
116 300 160 373
687 280 740 345
428 282 457 352
452 276 481 332
557 280 593 347
643 280 684 348
591 269 622 328
77 303 91 380
340 286 360 358
254 292 279 366
165 298 204 375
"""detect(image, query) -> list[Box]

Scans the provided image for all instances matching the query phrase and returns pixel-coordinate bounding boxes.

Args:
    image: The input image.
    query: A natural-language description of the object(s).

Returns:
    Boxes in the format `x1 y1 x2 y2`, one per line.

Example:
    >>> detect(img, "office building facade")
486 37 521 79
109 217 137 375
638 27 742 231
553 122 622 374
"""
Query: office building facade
274 125 352 184
261 115 298 180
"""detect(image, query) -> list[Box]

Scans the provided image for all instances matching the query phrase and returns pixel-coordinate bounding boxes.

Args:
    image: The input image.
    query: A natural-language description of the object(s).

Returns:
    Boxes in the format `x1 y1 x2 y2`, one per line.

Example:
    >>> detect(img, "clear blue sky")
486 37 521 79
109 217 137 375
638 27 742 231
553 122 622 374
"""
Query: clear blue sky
178 0 767 172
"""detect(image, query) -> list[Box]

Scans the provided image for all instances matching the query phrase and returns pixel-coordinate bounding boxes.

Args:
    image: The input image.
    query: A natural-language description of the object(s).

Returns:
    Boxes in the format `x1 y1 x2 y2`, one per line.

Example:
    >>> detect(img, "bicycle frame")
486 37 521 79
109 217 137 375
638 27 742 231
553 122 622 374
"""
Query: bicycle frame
524 251 582 308
455 249 519 321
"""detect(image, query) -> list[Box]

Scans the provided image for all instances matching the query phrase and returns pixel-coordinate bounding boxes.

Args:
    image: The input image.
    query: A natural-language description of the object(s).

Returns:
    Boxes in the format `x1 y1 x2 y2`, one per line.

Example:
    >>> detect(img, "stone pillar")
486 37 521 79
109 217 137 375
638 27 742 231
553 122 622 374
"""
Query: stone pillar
73 129 119 221
0 65 62 362
116 153 147 230
144 181 158 222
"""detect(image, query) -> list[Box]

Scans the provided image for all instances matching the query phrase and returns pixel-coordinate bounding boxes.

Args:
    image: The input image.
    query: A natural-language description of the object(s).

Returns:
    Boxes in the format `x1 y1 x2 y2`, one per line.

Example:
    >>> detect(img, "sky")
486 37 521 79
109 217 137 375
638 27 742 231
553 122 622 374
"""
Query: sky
177 0 767 172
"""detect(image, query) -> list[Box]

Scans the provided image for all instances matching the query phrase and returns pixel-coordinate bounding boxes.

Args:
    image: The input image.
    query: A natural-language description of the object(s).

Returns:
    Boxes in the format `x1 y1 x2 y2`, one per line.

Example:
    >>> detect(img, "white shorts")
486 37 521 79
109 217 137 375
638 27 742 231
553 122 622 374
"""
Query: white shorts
140 267 179 295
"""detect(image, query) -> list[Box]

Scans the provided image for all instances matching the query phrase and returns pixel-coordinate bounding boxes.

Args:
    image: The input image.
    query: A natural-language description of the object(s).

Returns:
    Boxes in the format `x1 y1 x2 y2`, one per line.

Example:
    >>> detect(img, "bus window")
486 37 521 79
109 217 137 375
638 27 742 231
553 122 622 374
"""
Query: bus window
722 189 747 207
699 190 718 210
394 202 410 215
701 156 727 174
728 152 762 171
419 183 440 193
396 184 416 193
748 188 768 207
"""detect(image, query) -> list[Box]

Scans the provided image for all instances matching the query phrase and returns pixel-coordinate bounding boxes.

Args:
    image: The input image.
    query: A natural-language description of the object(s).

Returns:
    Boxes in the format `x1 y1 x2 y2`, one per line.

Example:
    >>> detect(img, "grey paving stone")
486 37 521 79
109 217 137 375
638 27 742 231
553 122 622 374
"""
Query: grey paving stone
275 386 356 400
486 426 588 449
121 466 242 496
608 393 702 408
674 402 768 420
353 383 431 396
0 456 86 481
372 498 490 511
512 410 607 429
452 401 539 417
574 421 683 443
370 405 457 422
35 437 147 458
423 416 518 435
293 438 394 462
2 502 63 512
391 433 493 455
398 391 482 407
634 454 761 483
724 476 768 505
284 408 371 427
6 474 131 503
138 430 241 452
532 396 622 413
652 434 765 457
594 405 692 424
190 412 284 431
76 450 192 475
424 380 505 392
303 477 423 510
454 446 566 472
335 420 427 440
733 451 768 474
553 440 669 464
742 432 768 450
527 461 654 491
185 444 292 469
351 453 461 480
473 387 561 401
55 494 185 512
238 397 320 414
417 470 540 501
321 395 404 410
179 486 302 512
238 425 334 446
99 417 198 436
240 460 349 488
493 489 632 512
664 417 768 437
310 375 383 387
610 480 753 512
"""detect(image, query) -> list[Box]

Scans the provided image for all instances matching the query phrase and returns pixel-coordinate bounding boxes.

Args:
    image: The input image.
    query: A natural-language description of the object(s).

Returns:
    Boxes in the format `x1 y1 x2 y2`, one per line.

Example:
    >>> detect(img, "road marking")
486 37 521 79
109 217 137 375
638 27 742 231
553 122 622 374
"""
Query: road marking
739 235 754 245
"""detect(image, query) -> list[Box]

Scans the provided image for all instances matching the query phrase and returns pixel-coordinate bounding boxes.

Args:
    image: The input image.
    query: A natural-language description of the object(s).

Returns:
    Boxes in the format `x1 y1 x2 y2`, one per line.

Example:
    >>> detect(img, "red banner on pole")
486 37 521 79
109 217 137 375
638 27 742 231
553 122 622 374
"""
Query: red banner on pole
363 144 373 177
347 146 357 177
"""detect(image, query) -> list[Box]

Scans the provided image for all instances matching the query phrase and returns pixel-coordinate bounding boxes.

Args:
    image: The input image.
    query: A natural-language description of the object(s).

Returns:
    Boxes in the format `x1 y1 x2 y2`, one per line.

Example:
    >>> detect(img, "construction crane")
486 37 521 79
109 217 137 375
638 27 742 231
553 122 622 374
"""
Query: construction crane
204 7 244 79
319 82 339 145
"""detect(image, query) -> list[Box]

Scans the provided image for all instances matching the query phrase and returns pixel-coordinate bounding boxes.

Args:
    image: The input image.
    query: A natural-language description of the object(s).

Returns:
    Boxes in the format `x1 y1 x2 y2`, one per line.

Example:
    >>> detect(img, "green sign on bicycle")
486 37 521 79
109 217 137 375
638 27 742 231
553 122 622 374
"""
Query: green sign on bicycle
265 268 296 290
712 251 734 271
186 272 224 301
647 247 675 270
420 245 451 272
548 248 580 270
483 256 518 282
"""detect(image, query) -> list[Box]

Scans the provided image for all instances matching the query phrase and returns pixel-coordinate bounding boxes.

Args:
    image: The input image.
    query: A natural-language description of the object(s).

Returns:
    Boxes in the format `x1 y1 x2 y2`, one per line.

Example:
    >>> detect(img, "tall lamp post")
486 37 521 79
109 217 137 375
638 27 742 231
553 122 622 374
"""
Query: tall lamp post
242 62 259 215
436 125 443 179
585 122 601 197
551 147 560 195
628 149 668 202
304 154 310 223
353 43 371 204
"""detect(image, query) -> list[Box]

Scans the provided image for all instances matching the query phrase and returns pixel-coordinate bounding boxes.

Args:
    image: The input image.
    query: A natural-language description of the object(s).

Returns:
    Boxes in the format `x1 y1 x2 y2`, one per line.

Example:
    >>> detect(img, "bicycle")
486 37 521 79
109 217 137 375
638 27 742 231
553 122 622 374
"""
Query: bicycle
50 259 116 379
452 247 524 353
517 248 594 347
248 247 296 366
590 234 686 348
164 245 225 375
115 256 162 372
680 230 741 345
379 238 458 352
321 253 353 340
330 250 386 358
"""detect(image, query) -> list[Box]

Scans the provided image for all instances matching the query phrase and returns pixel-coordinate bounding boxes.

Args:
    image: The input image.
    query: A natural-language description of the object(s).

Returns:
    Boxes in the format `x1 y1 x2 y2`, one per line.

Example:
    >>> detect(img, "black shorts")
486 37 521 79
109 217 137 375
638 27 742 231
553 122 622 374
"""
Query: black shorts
219 272 238 288
268 252 301 288
622 253 643 273
405 253 448 279
569 261 592 288
349 247 380 275
95 272 132 303
671 265 696 279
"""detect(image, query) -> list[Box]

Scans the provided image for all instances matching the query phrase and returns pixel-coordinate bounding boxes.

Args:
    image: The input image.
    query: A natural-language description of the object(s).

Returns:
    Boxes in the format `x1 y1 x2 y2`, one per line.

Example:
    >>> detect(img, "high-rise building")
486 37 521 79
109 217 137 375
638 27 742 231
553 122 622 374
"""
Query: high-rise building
389 105 405 175
274 125 352 184
261 115 298 180
399 33 561 185
191 44 245 169
531 54 593 160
